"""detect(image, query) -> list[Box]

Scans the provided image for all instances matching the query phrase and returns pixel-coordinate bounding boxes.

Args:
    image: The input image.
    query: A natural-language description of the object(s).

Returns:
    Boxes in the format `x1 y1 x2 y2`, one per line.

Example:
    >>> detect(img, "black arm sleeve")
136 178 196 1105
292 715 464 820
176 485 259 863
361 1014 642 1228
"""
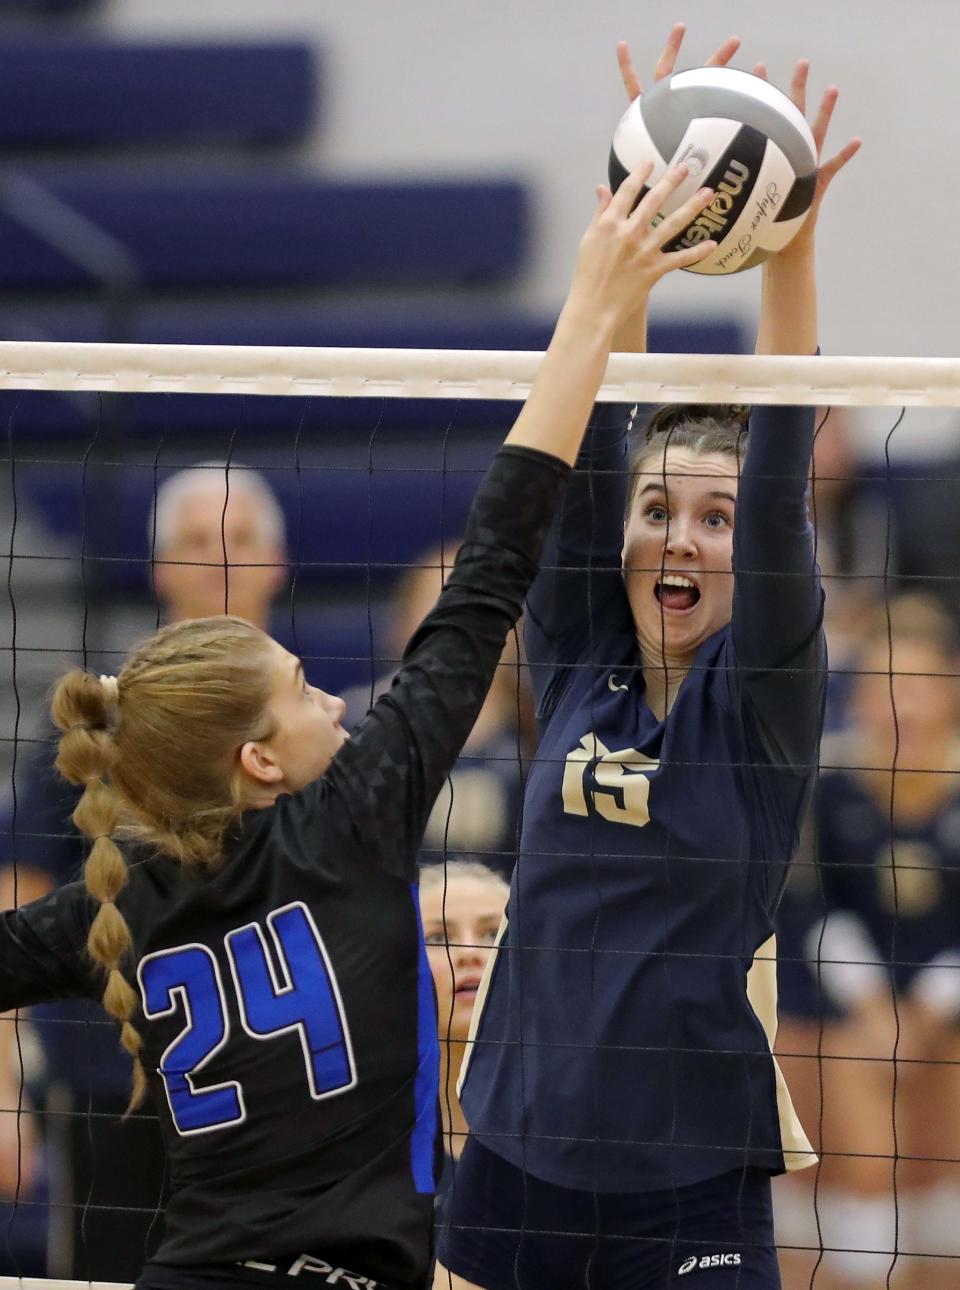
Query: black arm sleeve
0 882 100 1010
324 445 570 879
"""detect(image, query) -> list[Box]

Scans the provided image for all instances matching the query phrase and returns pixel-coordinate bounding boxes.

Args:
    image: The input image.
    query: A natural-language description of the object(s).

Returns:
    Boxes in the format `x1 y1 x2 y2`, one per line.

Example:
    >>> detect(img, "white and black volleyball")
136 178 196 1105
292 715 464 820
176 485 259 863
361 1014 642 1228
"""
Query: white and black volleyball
609 66 818 274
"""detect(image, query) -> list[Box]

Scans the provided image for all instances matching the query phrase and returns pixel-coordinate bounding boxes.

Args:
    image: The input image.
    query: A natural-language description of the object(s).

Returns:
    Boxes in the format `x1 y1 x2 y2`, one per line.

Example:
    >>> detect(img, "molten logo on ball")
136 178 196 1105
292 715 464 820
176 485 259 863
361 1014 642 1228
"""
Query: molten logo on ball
677 160 750 246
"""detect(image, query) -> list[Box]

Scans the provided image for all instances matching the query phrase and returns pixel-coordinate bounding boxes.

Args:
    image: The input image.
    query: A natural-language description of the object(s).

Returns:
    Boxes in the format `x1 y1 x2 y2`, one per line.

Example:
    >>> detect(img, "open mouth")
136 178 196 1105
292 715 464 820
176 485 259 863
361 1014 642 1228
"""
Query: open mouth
654 573 701 613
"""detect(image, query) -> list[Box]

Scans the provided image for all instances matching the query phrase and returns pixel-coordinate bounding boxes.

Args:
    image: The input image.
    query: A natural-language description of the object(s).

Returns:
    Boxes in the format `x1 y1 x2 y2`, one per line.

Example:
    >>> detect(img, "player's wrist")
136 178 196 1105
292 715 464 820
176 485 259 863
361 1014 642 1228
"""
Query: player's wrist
764 233 816 273
553 290 623 353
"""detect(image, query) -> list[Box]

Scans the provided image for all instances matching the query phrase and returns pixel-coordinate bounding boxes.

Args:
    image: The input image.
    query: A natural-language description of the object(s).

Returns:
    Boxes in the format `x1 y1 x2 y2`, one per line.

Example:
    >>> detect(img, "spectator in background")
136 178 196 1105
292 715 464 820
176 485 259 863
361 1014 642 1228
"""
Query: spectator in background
0 1017 44 1275
880 431 960 624
773 405 899 1286
0 463 287 1281
812 402 960 629
798 595 960 1290
419 862 509 1198
343 542 534 878
149 461 286 628
3 462 287 894
809 405 893 752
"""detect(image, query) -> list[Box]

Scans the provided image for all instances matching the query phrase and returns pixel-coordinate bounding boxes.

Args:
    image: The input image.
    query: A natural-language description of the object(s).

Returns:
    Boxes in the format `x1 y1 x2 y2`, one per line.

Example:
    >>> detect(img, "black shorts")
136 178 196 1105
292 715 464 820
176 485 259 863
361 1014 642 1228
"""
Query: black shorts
436 1139 780 1290
138 1253 409 1290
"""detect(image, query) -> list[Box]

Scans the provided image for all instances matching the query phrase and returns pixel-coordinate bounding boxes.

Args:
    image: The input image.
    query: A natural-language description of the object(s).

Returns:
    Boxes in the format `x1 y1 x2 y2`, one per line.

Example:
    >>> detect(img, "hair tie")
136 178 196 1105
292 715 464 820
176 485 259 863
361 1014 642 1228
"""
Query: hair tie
99 675 119 705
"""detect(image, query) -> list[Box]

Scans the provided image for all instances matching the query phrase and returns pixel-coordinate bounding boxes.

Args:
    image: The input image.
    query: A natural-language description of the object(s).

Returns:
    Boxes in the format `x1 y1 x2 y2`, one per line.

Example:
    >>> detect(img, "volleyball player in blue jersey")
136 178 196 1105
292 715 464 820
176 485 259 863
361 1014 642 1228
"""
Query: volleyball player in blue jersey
0 166 717 1290
439 30 861 1290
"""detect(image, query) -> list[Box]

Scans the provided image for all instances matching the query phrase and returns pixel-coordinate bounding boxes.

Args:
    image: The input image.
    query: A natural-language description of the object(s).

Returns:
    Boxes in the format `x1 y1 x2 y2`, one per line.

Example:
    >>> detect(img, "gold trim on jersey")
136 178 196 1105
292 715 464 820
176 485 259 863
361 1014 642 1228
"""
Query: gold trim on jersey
456 913 508 1103
747 932 818 1173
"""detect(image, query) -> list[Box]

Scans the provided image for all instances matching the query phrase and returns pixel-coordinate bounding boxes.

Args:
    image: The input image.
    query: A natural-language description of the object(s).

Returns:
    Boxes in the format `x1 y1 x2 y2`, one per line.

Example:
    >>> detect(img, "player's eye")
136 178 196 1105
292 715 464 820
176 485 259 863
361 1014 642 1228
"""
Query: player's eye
645 504 668 522
704 511 730 528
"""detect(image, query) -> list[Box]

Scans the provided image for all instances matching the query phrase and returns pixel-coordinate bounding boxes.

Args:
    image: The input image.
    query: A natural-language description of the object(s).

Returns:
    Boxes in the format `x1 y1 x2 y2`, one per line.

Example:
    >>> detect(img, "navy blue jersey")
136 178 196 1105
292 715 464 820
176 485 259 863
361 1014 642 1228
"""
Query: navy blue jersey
461 406 826 1193
817 769 960 995
0 446 569 1289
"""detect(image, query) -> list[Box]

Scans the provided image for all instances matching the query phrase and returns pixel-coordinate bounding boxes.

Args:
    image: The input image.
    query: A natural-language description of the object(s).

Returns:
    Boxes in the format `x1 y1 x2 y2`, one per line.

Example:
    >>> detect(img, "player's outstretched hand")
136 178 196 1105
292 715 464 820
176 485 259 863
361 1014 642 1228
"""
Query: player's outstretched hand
752 58 861 252
568 162 715 326
616 23 741 104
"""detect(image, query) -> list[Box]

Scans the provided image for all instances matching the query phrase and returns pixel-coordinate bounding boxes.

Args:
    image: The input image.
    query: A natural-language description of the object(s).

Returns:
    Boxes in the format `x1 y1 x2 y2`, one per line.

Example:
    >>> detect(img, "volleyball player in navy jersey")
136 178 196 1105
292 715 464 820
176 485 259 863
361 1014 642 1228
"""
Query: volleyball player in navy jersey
439 30 861 1290
0 165 717 1290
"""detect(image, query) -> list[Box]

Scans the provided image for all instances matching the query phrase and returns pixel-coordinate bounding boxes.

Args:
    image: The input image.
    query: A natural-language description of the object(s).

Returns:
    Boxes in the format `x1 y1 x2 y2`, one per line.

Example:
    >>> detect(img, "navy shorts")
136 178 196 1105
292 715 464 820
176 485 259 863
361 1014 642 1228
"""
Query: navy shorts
436 1139 780 1290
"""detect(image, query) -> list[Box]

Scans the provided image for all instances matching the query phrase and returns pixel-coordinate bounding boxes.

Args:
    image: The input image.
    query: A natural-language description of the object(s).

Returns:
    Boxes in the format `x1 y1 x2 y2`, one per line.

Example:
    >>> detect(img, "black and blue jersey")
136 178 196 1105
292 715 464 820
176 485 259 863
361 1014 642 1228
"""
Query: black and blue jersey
460 406 826 1194
0 445 569 1290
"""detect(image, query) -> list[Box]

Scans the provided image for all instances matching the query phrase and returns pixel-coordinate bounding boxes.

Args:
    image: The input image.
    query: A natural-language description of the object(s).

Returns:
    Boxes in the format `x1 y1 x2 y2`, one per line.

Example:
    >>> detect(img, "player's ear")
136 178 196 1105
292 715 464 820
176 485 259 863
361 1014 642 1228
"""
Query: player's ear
238 739 284 786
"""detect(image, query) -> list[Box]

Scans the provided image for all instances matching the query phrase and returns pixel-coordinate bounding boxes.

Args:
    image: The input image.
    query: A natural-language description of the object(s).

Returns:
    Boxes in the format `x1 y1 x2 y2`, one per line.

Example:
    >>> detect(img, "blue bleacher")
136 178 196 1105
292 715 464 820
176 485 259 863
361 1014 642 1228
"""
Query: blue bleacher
0 41 317 147
20 449 486 585
0 13 748 702
0 171 529 289
0 0 99 12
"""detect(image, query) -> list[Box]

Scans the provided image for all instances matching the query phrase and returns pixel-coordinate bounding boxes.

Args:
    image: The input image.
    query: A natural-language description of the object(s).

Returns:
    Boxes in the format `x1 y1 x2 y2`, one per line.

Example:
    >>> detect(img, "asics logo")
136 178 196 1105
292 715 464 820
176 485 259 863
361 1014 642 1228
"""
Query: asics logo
678 1253 742 1275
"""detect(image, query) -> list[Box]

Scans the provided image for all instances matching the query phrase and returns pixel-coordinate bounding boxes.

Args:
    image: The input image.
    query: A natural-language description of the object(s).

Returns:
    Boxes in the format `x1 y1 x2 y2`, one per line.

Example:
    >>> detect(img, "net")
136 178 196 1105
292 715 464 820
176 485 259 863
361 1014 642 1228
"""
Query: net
1 344 959 1290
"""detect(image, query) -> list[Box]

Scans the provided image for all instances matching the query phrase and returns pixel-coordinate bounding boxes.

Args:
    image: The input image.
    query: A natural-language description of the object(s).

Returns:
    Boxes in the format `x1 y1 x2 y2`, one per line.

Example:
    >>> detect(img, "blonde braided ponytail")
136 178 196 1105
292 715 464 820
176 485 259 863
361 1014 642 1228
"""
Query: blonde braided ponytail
50 618 277 1109
52 670 146 1110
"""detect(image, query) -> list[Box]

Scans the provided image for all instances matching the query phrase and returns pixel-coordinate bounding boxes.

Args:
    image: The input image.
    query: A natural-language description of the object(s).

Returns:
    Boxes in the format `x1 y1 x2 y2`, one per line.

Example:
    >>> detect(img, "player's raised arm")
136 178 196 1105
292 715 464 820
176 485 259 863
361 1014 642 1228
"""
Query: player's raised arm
754 59 861 357
504 165 715 466
520 30 745 697
325 172 717 871
734 61 861 766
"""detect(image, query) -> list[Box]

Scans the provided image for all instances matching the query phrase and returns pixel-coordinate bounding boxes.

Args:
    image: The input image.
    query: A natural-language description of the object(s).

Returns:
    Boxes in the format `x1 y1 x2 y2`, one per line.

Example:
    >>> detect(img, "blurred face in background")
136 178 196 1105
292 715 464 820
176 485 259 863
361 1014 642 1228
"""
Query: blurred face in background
420 870 509 1043
851 638 960 771
153 484 286 629
809 406 855 516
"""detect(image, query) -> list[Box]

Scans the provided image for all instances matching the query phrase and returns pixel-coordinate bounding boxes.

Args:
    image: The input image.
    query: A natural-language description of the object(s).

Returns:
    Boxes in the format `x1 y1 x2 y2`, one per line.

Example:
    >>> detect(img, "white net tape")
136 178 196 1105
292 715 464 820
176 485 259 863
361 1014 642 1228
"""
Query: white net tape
0 341 959 405
0 1282 128 1290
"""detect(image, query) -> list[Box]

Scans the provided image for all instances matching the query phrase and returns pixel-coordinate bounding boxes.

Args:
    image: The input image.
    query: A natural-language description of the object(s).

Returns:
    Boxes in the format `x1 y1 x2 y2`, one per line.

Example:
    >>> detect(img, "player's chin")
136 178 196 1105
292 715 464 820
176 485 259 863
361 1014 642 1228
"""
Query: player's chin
453 986 480 1015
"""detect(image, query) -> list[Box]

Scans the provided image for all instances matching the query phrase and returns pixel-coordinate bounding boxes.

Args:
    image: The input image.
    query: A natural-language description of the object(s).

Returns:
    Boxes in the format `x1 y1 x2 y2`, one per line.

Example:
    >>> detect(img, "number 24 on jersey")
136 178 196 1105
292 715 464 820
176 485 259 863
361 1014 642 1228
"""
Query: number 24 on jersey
138 901 356 1136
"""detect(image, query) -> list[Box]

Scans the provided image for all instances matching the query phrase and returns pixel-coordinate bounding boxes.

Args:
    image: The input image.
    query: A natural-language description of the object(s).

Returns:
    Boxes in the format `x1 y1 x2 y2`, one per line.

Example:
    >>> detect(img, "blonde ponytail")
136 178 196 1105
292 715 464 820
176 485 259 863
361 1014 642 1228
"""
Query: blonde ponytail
52 670 146 1111
49 618 276 1109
